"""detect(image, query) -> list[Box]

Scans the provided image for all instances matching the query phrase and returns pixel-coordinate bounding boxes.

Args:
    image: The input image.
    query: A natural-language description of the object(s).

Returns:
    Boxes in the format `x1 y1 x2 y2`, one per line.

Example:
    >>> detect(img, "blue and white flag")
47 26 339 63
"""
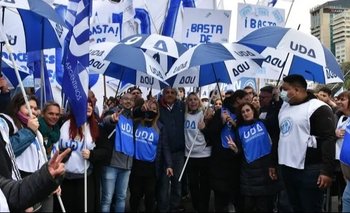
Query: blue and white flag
27 51 54 107
62 0 91 127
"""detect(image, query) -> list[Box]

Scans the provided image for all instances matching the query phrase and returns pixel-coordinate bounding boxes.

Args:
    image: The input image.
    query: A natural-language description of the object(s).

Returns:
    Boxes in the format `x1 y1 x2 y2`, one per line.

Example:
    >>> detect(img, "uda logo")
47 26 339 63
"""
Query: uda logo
280 118 293 136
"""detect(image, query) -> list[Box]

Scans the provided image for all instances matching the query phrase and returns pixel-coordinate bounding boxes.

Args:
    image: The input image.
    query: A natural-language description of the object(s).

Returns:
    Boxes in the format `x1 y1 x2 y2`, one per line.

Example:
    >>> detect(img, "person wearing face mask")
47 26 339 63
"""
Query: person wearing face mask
277 74 336 212
0 93 48 211
128 99 172 212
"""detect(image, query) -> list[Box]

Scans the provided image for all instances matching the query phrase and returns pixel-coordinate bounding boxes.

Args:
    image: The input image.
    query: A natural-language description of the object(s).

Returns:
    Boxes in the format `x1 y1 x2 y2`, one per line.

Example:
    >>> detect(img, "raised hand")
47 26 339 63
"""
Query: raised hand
226 135 238 153
111 108 124 122
48 148 71 178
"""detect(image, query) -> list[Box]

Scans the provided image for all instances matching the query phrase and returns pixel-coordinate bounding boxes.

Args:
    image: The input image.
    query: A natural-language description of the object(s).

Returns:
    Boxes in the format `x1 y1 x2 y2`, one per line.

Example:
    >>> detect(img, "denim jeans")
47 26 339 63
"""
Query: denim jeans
157 151 184 212
281 164 324 212
343 180 350 213
100 166 131 212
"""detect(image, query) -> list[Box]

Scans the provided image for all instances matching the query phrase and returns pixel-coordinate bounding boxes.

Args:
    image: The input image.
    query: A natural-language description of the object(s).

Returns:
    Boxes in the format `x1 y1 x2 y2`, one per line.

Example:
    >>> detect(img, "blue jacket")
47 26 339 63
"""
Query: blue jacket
158 100 185 153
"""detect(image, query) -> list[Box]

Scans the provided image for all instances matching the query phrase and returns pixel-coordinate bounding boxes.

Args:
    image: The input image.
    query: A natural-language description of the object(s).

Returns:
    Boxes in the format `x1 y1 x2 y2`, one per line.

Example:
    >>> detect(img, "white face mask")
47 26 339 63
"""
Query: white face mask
280 90 290 102
202 101 209 109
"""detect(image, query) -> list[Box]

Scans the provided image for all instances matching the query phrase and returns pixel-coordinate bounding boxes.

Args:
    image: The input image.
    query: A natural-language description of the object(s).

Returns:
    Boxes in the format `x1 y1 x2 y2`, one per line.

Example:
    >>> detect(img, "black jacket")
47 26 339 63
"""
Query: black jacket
0 163 61 212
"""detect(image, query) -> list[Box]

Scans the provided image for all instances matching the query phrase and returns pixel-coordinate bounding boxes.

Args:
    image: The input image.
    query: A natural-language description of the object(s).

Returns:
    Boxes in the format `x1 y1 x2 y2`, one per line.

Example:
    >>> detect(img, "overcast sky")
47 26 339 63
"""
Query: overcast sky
223 0 330 41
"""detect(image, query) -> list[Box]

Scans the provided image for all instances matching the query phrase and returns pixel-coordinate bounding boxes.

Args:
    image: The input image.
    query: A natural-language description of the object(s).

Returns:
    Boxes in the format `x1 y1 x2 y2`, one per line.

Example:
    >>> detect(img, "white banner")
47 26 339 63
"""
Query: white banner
182 8 231 48
236 3 285 40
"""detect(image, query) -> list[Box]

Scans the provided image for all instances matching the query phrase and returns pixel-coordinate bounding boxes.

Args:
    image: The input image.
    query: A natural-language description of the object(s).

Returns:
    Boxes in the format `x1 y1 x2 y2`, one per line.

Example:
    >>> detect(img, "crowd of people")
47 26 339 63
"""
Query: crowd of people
0 74 349 212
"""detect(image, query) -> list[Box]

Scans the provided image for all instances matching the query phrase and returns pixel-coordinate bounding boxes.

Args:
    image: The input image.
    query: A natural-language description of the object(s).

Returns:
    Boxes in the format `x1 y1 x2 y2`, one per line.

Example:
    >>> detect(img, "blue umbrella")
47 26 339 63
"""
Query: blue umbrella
239 26 343 84
1 57 29 88
166 42 264 88
89 42 168 90
120 34 188 74
0 2 67 52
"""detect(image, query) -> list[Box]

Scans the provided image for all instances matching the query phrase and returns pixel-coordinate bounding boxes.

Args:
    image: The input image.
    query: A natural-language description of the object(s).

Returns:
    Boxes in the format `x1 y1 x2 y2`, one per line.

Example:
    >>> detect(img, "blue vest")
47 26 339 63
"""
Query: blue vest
341 123 350 166
238 121 271 163
220 108 236 148
135 125 159 162
115 115 134 157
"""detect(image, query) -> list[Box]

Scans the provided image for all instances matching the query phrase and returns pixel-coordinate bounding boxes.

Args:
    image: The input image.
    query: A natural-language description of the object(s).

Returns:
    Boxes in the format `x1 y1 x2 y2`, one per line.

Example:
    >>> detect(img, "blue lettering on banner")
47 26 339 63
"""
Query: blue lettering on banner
179 76 196 84
153 40 168 52
2 52 55 64
190 24 223 34
264 55 285 68
245 18 276 29
289 41 316 58
140 76 154 85
65 62 82 101
232 61 250 77
181 43 197 48
90 24 119 37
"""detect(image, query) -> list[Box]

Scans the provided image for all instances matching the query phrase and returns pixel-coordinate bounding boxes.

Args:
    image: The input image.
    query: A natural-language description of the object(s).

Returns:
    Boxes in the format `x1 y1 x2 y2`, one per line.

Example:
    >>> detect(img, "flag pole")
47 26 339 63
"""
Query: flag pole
0 6 5 77
84 123 87 213
0 26 68 212
285 0 295 25
179 130 199 182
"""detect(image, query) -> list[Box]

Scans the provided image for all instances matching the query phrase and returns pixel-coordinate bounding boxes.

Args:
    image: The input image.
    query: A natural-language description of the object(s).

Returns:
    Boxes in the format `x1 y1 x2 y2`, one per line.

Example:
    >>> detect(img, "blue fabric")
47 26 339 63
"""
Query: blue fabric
343 180 350 213
220 107 236 149
115 115 134 157
288 55 325 83
341 126 350 166
238 121 271 163
62 0 90 127
239 26 289 48
134 125 159 162
100 166 131 212
27 51 54 106
17 9 62 52
189 43 235 67
28 0 66 26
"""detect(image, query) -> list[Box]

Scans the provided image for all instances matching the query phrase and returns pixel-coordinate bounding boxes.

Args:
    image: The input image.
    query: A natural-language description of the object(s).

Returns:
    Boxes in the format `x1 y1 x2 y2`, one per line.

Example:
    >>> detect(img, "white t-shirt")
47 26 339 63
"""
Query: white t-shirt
0 189 9 212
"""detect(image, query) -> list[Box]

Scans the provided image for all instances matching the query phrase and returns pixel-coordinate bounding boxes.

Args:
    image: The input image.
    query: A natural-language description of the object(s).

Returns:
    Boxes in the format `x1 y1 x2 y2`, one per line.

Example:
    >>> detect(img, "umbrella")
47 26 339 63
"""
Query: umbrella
120 34 188 74
166 42 265 88
89 42 168 91
0 1 67 52
1 57 29 88
238 26 344 84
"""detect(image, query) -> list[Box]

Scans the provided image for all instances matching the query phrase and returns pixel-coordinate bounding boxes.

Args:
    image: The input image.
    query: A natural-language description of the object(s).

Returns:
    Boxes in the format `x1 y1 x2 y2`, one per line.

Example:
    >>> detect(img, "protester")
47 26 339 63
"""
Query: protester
278 74 336 212
243 85 255 103
129 99 172 212
0 148 71 212
0 76 10 113
201 90 249 212
38 101 61 158
177 87 186 102
128 86 144 108
213 98 222 111
184 92 212 212
52 98 111 212
341 161 350 212
157 87 186 212
100 92 135 212
1 94 46 178
333 91 350 210
230 102 282 212
317 86 337 112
